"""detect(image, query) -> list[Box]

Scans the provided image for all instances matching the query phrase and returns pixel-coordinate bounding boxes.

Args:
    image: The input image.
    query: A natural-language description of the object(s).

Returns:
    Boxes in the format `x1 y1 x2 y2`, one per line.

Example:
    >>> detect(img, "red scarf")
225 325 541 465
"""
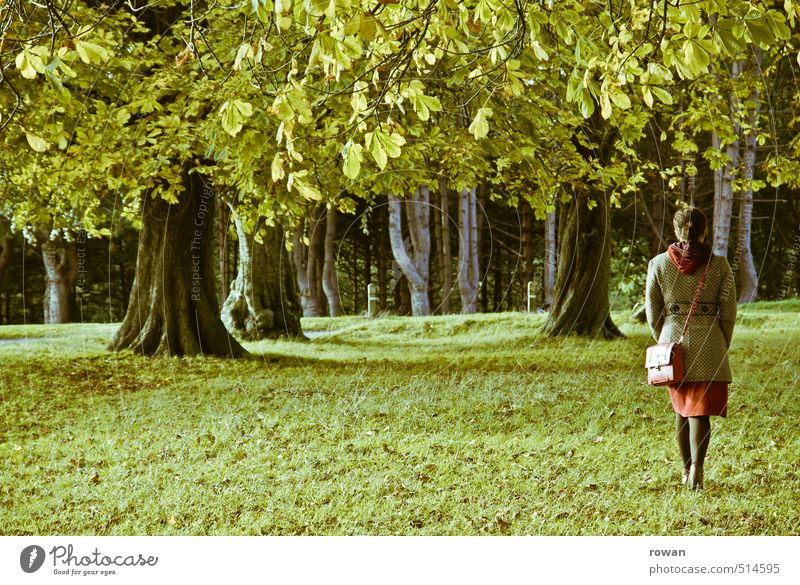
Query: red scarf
668 241 712 274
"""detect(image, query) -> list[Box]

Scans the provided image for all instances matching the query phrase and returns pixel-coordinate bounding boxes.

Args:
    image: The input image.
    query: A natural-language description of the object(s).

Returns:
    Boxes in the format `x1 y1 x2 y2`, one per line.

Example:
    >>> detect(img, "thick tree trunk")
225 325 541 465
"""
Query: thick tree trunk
388 189 431 316
543 191 623 339
42 237 77 324
457 186 480 313
110 170 247 357
437 178 452 314
543 199 557 308
713 60 742 258
221 216 303 340
322 206 344 317
736 51 761 303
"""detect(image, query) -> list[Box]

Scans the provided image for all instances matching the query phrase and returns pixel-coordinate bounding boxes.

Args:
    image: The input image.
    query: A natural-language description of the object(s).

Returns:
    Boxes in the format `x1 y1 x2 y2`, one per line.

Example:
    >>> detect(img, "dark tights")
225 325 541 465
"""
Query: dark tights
676 414 711 470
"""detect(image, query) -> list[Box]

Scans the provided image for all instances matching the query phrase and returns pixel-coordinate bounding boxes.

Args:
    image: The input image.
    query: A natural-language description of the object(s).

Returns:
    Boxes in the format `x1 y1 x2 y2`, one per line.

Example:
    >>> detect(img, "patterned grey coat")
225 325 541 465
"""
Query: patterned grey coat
645 252 737 382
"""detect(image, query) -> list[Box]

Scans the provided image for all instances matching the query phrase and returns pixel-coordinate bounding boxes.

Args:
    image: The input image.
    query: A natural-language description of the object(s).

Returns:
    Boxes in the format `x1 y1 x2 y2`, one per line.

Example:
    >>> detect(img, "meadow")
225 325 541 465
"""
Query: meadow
1 300 798 535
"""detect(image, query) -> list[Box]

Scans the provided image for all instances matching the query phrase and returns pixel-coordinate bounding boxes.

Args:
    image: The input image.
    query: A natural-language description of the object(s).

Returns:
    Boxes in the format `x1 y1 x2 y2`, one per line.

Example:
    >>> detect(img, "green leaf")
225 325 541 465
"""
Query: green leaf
532 40 549 61
358 13 379 41
25 132 49 153
342 141 363 179
234 43 254 71
600 93 612 119
651 87 673 105
292 175 322 201
468 107 492 139
75 40 109 65
610 91 631 110
367 131 387 170
642 86 654 108
579 90 595 119
414 94 441 122
271 152 285 182
15 48 46 79
234 100 253 119
44 63 71 102
219 100 253 136
220 101 242 136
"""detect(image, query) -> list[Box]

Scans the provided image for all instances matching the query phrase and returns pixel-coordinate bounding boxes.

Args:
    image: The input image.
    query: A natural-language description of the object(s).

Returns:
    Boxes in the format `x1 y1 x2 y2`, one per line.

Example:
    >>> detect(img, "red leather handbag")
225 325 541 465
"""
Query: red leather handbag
645 259 710 386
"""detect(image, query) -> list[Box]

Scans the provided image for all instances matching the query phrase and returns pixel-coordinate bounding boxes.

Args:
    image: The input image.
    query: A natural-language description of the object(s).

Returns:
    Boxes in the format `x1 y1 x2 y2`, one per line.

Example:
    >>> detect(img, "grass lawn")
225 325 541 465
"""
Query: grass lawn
1 301 798 535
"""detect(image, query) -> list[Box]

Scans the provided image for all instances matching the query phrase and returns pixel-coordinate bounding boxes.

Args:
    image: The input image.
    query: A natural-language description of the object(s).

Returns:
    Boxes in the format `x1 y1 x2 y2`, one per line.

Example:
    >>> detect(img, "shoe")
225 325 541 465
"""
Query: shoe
681 465 690 486
687 464 703 490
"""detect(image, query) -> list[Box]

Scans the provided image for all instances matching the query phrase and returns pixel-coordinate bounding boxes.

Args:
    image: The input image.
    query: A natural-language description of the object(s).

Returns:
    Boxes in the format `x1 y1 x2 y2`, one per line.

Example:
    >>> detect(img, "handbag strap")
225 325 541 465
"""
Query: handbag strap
679 257 712 343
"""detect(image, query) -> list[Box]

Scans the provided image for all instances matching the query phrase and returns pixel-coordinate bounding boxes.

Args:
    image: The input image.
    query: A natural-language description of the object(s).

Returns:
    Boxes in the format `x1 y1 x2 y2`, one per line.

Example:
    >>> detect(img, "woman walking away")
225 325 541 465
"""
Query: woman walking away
645 207 737 490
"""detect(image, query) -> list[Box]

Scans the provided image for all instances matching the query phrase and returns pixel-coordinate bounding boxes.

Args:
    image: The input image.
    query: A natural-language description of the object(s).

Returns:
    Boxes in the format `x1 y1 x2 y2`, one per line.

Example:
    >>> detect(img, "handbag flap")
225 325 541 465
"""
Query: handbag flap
645 343 676 368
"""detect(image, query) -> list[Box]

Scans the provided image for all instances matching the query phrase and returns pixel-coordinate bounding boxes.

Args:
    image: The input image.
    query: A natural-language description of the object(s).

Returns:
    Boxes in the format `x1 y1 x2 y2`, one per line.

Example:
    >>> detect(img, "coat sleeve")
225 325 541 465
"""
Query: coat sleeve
717 256 737 348
645 258 664 341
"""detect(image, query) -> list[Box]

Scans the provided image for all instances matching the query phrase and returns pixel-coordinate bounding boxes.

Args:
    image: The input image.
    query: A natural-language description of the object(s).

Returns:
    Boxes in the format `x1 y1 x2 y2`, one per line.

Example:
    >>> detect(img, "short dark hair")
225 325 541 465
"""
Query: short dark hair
673 207 707 241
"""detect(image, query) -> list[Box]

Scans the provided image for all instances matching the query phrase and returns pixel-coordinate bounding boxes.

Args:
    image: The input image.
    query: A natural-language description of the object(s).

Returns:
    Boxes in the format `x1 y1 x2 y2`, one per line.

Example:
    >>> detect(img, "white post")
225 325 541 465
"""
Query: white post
527 281 535 313
367 283 379 318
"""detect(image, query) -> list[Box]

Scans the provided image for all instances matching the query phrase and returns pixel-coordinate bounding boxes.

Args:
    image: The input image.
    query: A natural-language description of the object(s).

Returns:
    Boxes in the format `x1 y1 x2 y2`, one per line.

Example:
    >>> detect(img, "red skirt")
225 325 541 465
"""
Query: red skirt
669 381 728 417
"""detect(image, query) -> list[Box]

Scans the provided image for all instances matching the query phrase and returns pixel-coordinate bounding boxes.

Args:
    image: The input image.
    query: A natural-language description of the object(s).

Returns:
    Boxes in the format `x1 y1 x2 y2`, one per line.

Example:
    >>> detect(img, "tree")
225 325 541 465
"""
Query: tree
0 222 13 291
110 171 247 356
388 189 431 316
41 235 77 324
4 0 794 346
293 211 327 317
322 207 345 316
457 187 480 314
221 215 302 339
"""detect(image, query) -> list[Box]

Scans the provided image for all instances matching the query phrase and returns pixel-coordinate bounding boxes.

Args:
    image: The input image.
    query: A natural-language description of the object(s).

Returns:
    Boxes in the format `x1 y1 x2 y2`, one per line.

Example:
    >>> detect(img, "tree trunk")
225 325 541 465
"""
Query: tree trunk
735 50 761 304
221 216 303 340
713 60 742 258
438 178 452 314
543 198 557 308
307 204 327 316
218 197 231 305
543 191 623 339
493 245 502 311
322 206 344 316
387 189 431 316
477 187 487 312
293 220 312 316
364 225 372 314
294 207 326 317
457 186 480 313
110 170 247 357
0 231 13 289
42 237 78 324
520 201 534 308
377 202 388 310
391 258 410 315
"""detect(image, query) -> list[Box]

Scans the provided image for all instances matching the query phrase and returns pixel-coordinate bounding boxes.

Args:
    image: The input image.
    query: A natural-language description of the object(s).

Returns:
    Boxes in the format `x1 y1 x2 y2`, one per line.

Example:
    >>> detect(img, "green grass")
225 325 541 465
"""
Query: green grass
1 302 798 535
